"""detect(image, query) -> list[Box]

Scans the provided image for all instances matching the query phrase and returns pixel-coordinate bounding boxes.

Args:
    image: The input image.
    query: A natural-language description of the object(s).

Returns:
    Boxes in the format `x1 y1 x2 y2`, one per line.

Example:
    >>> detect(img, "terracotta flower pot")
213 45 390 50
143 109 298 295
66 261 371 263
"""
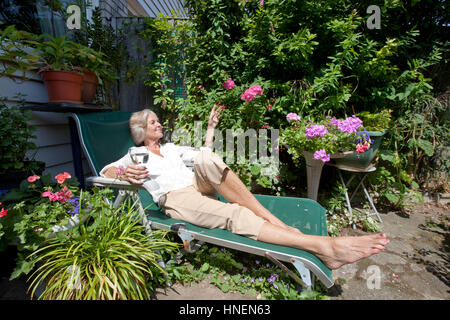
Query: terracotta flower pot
42 70 83 104
81 69 99 103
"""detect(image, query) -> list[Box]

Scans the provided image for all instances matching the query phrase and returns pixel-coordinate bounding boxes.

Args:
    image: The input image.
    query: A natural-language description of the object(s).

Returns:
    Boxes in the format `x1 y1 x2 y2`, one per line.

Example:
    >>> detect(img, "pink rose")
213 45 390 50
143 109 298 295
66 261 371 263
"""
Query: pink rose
222 79 235 90
241 84 263 103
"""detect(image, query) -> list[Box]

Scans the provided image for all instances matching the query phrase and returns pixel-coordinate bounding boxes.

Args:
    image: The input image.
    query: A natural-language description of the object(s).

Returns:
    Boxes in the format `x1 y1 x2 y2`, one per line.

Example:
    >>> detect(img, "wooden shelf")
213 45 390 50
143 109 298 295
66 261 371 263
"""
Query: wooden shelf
23 103 113 113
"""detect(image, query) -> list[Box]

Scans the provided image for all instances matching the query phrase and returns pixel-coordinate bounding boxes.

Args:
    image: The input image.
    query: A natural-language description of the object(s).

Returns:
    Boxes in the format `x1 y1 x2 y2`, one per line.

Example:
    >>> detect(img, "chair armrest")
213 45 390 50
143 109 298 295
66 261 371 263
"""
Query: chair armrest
86 176 152 193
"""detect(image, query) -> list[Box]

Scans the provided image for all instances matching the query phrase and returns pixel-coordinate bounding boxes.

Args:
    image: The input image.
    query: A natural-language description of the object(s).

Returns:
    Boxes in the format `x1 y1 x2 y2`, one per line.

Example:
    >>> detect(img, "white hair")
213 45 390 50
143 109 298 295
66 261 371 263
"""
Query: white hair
129 109 158 146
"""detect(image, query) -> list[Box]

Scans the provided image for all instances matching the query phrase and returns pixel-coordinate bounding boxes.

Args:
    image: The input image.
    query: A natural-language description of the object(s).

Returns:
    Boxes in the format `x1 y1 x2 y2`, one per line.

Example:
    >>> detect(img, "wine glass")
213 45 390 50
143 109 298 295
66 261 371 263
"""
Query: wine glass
128 146 149 181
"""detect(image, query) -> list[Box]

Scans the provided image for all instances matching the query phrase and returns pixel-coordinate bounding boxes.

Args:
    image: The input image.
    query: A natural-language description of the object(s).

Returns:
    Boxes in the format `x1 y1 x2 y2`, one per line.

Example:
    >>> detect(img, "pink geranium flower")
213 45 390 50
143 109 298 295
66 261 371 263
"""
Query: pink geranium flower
27 175 40 183
55 172 71 184
222 79 235 90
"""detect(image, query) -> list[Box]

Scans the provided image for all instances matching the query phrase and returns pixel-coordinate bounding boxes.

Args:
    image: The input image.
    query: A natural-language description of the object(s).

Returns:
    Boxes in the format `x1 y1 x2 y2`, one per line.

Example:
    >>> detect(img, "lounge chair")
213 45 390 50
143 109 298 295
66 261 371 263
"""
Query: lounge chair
69 112 334 290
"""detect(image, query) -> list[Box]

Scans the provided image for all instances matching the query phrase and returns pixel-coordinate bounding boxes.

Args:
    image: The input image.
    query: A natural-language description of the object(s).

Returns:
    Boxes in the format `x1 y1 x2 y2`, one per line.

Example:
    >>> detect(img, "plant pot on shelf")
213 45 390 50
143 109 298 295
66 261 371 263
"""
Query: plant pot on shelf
334 130 387 169
42 70 83 105
81 69 99 103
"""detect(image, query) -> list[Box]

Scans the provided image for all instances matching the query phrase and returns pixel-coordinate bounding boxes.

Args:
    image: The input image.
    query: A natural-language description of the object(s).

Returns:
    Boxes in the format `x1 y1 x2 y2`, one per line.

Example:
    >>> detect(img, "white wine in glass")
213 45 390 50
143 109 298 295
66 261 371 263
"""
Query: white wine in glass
128 147 149 181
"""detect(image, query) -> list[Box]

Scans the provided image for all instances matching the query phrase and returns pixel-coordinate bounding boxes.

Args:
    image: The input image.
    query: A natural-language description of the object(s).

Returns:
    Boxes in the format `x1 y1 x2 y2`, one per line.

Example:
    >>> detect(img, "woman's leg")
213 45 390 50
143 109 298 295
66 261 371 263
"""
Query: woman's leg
217 168 301 233
257 222 390 269
193 150 300 233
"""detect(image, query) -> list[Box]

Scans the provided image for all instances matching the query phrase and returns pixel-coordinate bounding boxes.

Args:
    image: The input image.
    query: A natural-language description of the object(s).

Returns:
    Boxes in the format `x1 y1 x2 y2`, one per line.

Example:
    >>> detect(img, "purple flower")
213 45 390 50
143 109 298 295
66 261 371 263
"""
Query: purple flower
267 273 279 284
314 149 331 163
286 112 301 122
305 125 328 139
68 197 80 216
273 283 279 290
338 115 363 134
329 117 341 127
255 260 260 265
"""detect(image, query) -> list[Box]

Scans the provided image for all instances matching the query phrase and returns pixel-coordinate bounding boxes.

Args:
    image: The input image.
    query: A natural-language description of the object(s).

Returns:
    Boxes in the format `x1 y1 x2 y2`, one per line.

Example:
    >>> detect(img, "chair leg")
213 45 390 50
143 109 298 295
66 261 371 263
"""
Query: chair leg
264 253 313 290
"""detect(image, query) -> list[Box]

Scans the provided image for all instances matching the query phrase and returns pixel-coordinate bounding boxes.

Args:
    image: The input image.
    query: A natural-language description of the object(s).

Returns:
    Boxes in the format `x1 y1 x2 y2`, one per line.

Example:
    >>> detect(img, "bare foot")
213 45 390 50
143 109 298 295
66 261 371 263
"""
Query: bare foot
317 233 389 269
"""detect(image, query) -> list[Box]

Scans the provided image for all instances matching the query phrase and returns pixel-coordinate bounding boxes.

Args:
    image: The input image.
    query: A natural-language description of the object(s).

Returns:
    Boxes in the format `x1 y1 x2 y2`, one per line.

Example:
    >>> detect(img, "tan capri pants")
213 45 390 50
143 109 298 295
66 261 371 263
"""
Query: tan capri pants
158 150 266 240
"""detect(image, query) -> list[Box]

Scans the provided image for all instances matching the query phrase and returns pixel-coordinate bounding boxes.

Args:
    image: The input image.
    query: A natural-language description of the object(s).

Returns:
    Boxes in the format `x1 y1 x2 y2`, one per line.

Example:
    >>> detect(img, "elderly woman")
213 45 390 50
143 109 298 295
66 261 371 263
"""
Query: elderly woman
101 106 389 270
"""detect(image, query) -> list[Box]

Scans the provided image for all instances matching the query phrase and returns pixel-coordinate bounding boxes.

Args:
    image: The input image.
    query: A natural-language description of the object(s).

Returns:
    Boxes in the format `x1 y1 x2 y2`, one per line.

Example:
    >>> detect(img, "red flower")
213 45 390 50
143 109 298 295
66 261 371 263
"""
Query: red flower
267 104 272 110
262 125 270 129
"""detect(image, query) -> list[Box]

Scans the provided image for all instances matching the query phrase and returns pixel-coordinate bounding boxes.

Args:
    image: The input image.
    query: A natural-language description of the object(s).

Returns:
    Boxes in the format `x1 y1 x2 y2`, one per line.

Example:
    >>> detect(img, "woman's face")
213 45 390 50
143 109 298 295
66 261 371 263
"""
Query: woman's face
145 113 163 141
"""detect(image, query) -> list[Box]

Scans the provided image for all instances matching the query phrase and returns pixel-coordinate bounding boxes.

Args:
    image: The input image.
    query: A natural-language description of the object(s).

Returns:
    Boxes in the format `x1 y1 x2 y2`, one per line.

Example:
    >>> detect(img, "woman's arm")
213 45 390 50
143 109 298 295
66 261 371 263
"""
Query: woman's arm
100 155 148 184
204 105 222 148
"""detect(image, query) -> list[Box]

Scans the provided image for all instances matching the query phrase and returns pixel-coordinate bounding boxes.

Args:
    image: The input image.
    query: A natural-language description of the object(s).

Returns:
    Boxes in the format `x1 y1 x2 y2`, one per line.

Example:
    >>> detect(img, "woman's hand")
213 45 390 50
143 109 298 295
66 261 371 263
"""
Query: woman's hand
110 164 148 184
207 104 222 130
205 105 222 148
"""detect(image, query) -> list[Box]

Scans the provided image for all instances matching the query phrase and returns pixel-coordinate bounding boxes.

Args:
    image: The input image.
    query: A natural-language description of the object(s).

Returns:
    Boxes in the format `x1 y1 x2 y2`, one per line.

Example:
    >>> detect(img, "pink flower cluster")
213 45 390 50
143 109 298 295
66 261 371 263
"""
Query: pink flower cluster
332 115 363 134
240 85 263 103
305 124 328 139
0 202 8 218
286 112 301 122
314 149 330 162
222 79 235 90
42 186 72 203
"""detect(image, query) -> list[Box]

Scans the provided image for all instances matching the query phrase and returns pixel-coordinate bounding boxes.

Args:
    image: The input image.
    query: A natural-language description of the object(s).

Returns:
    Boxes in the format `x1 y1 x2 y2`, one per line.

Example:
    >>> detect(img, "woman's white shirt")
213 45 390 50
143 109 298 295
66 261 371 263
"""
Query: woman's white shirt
99 143 211 204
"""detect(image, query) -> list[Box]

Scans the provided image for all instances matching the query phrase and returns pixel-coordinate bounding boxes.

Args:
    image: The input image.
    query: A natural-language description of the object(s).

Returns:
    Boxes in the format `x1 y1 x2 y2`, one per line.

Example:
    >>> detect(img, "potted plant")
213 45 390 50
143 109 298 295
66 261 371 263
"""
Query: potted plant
26 33 84 104
71 43 118 103
0 172 86 279
1 25 115 105
0 96 45 190
280 112 375 200
26 189 180 300
333 110 392 168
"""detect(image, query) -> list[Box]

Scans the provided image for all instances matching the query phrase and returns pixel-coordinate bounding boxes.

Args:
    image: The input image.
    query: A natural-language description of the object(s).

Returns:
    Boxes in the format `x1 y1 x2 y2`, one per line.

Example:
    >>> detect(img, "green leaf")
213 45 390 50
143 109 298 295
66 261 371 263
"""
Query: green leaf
200 262 210 272
417 139 434 156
